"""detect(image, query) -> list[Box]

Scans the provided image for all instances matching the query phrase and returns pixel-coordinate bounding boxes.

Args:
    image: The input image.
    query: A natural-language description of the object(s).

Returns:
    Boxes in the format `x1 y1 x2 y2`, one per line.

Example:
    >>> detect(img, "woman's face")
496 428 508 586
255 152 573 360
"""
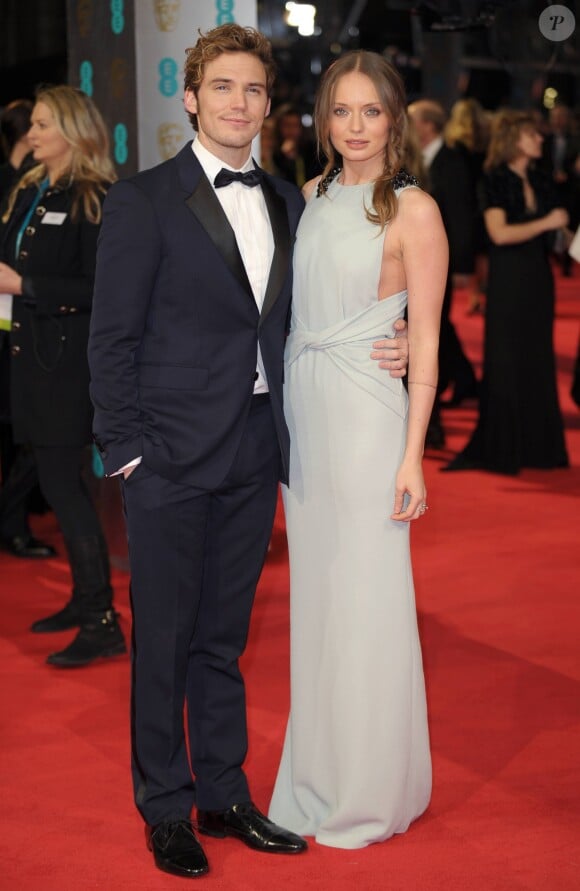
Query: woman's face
515 125 543 161
328 71 390 169
28 101 73 174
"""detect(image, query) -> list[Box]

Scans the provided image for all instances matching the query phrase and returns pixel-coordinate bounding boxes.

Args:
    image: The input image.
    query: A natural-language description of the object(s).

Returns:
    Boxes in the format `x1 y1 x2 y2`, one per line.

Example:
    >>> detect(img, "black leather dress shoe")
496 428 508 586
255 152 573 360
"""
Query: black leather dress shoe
146 820 209 878
2 535 56 559
197 802 307 854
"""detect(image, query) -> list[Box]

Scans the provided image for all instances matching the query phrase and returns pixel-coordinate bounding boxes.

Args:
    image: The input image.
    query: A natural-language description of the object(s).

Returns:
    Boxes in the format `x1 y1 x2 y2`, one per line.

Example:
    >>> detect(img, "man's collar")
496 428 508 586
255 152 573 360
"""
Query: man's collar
422 135 444 169
192 137 255 183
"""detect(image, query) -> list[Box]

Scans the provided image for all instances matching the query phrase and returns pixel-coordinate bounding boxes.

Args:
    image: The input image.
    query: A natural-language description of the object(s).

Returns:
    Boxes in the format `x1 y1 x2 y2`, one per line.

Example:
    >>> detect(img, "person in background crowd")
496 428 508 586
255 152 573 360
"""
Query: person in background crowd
273 103 319 187
259 117 281 175
0 98 56 558
445 97 490 314
540 103 580 276
0 99 34 195
269 49 446 849
444 109 569 474
88 24 409 880
409 99 479 419
402 111 428 185
0 85 126 666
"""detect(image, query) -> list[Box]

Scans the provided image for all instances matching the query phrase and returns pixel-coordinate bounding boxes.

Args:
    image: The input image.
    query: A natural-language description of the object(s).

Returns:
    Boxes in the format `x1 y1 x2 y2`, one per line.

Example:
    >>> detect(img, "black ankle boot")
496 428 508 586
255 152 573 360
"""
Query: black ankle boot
31 534 113 634
46 609 127 667
30 600 83 633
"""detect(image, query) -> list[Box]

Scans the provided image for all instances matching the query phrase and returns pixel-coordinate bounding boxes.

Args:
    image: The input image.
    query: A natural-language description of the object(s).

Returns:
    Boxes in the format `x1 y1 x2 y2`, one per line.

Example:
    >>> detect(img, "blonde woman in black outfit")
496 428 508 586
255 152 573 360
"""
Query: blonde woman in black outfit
0 86 126 665
0 98 56 558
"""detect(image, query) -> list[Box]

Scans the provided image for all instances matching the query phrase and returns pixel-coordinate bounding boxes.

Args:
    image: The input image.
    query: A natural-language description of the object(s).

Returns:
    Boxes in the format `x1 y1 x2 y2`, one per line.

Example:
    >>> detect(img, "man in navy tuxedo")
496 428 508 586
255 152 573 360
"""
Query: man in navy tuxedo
88 24 408 879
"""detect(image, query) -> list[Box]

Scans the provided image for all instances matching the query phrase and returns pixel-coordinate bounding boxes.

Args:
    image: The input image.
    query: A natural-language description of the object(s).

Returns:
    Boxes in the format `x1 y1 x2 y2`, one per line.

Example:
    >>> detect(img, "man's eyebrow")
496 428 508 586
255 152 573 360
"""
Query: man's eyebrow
208 77 266 88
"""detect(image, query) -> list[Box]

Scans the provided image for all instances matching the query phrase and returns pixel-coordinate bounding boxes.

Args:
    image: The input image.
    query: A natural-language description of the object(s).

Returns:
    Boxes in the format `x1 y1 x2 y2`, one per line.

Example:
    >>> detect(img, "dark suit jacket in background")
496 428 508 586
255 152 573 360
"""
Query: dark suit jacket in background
426 142 478 397
428 142 476 276
540 132 580 230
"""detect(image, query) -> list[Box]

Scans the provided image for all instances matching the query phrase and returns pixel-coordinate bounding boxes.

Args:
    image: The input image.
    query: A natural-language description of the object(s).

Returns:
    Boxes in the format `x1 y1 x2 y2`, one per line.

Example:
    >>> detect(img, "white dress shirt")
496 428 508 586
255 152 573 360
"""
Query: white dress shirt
422 135 444 170
192 137 274 394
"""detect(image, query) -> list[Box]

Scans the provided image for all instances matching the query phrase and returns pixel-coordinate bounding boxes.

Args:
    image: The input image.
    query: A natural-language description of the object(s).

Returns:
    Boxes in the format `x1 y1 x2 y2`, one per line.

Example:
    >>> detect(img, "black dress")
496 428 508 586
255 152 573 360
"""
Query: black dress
451 164 568 474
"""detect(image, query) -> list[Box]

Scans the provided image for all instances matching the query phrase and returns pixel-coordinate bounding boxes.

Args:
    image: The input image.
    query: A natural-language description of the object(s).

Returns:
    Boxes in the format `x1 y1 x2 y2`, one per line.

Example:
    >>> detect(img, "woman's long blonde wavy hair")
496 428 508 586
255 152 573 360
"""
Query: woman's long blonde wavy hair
314 50 408 230
2 85 116 224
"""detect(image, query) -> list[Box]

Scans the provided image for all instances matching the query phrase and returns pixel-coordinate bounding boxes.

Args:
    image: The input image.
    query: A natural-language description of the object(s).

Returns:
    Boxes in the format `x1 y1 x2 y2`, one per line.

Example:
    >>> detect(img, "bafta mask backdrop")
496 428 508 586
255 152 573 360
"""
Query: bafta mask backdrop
67 0 258 173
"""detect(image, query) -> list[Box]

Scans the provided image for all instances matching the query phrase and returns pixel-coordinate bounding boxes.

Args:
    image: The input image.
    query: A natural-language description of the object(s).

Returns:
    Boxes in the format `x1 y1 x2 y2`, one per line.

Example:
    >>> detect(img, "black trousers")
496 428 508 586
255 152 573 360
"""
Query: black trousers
33 445 105 541
123 396 280 825
0 440 36 539
0 443 103 541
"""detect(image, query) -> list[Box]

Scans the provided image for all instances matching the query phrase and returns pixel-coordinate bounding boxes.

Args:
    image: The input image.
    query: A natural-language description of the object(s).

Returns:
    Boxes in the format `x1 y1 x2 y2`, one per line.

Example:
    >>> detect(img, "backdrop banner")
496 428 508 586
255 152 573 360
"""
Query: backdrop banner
67 1 138 177
135 0 258 170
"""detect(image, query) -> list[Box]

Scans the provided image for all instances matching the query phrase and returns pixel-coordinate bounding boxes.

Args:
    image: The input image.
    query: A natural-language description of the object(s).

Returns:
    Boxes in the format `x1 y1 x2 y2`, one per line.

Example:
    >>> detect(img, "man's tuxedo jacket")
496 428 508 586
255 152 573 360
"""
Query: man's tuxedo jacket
88 142 304 488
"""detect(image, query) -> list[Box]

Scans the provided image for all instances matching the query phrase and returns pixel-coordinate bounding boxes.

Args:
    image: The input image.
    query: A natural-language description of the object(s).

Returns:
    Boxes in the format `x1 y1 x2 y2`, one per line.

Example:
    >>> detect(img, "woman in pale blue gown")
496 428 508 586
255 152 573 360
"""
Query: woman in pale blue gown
269 52 448 849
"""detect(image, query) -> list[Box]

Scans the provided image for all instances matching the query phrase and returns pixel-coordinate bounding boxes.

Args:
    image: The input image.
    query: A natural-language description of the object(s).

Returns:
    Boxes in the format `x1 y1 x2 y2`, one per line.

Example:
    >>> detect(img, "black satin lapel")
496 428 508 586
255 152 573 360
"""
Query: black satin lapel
185 174 253 299
259 177 292 326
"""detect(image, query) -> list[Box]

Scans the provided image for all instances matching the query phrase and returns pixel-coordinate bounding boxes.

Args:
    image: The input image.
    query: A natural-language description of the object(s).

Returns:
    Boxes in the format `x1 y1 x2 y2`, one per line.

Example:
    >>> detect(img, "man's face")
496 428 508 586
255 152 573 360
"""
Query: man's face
184 52 270 162
408 106 432 148
279 113 302 143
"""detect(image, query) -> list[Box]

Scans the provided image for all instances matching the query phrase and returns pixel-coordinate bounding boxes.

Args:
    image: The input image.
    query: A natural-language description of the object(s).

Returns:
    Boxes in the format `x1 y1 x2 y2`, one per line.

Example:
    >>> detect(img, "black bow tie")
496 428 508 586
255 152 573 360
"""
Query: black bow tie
214 167 263 189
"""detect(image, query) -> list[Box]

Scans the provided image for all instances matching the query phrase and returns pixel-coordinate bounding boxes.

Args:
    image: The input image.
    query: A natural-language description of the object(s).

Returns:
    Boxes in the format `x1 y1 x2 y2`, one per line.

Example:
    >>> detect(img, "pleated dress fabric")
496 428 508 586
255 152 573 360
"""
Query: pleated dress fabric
268 178 432 848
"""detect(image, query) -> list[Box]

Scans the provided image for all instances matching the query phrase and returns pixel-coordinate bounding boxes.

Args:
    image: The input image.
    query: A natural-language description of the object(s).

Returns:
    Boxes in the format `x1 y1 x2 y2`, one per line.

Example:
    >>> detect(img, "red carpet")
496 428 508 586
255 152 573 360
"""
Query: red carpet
1 270 579 889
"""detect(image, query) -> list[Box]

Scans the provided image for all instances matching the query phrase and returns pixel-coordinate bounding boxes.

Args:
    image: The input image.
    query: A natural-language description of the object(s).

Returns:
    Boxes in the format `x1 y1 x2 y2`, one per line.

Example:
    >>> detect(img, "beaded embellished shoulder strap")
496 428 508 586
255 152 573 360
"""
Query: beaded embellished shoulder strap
316 166 341 197
316 166 419 198
391 168 419 190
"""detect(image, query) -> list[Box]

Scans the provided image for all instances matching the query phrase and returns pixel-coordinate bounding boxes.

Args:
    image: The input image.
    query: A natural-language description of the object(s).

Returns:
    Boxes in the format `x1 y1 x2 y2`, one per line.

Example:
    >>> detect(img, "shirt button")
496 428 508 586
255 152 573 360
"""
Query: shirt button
11 345 21 356
25 226 36 236
36 206 46 216
12 321 21 330
19 250 28 259
253 372 259 381
59 305 68 313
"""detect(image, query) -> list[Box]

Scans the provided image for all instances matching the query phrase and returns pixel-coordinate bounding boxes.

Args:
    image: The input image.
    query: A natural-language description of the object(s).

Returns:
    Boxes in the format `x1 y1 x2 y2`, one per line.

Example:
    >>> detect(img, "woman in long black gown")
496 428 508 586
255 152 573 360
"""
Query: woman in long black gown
445 110 569 475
